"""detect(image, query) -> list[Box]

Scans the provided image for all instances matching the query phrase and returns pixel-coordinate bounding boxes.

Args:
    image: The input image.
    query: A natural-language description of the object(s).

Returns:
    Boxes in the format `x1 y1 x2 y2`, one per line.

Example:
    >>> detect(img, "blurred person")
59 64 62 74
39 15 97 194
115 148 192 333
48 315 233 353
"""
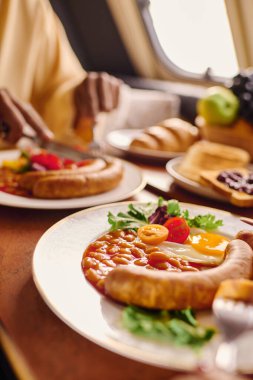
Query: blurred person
0 0 121 146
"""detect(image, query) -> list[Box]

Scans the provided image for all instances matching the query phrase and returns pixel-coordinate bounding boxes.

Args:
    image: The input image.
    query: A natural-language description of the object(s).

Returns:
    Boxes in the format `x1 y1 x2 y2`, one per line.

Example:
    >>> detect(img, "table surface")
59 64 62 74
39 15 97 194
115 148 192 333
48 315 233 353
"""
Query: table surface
1 153 253 380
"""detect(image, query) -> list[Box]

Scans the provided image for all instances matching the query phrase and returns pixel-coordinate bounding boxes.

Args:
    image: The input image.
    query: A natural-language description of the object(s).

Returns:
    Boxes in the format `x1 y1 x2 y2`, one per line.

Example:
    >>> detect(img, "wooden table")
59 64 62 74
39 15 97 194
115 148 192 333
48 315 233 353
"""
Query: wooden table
1 157 253 380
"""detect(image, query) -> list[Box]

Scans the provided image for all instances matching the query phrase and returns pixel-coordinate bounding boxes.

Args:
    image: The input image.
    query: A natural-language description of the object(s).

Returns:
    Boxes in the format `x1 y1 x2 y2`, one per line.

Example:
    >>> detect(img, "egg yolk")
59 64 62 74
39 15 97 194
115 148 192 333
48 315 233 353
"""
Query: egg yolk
187 233 229 256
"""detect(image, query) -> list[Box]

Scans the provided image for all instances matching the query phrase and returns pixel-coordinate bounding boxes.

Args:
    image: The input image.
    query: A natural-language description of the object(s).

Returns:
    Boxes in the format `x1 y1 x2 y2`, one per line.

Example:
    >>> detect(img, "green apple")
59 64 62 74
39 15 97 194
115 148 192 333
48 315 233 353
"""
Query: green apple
197 86 239 125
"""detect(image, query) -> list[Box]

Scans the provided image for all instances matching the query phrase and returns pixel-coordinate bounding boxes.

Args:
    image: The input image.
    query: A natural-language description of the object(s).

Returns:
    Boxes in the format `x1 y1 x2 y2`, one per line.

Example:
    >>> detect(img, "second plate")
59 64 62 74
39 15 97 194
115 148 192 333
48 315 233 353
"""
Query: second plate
166 157 228 202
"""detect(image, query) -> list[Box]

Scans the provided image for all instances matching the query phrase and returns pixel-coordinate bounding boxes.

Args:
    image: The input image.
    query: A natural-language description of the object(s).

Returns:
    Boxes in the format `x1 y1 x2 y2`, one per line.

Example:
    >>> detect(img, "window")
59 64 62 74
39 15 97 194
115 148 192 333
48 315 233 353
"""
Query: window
139 0 239 81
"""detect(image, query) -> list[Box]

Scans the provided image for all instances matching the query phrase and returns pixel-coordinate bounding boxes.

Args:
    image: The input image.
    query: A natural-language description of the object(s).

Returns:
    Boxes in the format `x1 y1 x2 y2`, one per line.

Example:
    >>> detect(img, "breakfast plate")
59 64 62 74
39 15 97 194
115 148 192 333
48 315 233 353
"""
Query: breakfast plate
0 150 145 209
166 157 229 202
106 129 184 161
32 201 253 372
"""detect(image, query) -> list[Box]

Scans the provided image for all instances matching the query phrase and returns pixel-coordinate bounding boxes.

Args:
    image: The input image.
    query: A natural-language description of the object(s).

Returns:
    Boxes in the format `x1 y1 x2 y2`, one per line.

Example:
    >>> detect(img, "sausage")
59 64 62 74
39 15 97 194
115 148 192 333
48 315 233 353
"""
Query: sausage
236 230 253 250
18 158 107 190
104 239 253 310
32 158 123 198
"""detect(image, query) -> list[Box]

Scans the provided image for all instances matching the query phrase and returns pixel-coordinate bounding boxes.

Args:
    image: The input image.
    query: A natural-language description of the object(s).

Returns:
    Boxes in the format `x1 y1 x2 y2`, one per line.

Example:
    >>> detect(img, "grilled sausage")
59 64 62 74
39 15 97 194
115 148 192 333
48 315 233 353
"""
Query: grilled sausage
18 158 106 191
236 230 253 250
32 158 123 199
104 238 253 310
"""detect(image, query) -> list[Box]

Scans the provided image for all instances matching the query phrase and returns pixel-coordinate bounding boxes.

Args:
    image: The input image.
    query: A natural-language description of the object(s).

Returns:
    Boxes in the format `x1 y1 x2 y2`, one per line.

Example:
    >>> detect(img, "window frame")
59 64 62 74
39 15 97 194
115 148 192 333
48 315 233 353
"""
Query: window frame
136 0 236 84
107 0 253 85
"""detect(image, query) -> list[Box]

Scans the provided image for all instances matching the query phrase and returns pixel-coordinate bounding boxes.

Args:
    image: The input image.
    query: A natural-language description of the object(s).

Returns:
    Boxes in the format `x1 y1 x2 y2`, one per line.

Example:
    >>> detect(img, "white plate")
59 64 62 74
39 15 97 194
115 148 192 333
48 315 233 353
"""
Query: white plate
33 201 253 372
166 157 229 202
0 150 145 209
106 129 184 160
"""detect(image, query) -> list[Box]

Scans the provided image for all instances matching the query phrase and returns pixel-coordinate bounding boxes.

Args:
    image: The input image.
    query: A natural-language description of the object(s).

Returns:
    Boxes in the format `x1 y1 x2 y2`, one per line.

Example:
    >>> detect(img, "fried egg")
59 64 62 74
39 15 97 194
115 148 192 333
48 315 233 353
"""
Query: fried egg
157 232 230 266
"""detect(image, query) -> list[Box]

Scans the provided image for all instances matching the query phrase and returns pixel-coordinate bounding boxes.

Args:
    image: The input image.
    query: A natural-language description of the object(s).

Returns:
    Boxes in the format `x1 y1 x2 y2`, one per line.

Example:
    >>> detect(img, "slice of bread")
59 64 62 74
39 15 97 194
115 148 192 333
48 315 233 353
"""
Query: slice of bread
200 168 253 207
178 141 250 183
196 116 253 159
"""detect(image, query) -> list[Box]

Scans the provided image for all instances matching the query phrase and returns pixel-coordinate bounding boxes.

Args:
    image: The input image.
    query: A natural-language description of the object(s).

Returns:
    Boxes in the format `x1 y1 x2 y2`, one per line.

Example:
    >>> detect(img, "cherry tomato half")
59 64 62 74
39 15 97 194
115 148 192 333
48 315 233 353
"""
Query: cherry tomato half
137 224 169 245
163 217 190 244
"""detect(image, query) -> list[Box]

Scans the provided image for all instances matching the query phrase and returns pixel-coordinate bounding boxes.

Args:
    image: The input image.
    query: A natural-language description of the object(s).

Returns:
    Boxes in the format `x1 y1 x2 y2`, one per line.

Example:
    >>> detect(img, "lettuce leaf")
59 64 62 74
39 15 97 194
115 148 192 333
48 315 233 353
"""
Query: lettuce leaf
122 306 215 349
108 198 223 231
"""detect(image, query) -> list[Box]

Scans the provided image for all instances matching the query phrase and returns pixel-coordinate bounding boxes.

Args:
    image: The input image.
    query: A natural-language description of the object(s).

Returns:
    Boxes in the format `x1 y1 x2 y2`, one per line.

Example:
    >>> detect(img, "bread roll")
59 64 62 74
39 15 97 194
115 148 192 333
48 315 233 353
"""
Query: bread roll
145 126 180 151
160 118 199 151
129 133 160 150
129 118 199 152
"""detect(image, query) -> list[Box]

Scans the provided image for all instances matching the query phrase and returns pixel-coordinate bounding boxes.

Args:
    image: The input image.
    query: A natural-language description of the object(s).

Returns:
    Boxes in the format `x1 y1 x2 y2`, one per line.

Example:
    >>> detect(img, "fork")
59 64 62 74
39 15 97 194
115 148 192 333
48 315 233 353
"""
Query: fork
86 138 104 156
213 298 253 373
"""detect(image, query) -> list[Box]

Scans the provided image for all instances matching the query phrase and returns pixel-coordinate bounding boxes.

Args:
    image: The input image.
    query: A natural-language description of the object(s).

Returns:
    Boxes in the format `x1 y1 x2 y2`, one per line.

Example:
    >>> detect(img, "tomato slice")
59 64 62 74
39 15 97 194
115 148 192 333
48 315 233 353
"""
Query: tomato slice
31 153 62 170
76 159 93 167
137 224 169 245
163 217 190 244
62 158 75 168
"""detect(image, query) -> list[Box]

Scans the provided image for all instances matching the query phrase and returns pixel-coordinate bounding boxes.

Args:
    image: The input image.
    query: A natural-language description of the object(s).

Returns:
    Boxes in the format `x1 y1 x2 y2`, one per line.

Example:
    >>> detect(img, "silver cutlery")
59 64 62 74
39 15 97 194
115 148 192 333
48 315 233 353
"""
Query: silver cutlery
0 121 103 160
213 297 253 373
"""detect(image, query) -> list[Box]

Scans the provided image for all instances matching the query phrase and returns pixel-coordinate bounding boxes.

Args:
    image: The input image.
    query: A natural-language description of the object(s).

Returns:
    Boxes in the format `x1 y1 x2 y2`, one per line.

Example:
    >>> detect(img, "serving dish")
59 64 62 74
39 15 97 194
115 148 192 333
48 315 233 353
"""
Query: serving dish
0 150 145 209
32 201 253 372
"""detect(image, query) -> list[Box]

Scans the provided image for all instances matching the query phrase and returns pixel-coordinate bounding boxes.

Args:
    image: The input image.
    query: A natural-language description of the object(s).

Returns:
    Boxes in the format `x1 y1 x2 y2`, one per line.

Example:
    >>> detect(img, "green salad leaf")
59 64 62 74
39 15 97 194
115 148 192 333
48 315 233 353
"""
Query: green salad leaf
108 198 223 232
166 200 223 230
122 306 215 349
167 199 181 216
157 196 164 207
186 214 224 230
108 202 156 231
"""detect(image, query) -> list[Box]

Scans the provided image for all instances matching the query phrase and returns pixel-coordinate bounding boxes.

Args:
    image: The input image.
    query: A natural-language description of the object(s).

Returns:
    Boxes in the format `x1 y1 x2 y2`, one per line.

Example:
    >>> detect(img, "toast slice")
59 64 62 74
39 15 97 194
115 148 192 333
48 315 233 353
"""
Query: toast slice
177 141 250 183
200 168 253 207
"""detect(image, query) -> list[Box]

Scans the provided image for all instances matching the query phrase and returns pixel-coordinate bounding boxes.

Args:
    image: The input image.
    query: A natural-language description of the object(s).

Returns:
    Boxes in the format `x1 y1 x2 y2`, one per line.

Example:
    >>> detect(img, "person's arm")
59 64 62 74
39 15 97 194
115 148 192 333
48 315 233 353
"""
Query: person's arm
30 0 86 145
32 0 122 146
0 0 122 147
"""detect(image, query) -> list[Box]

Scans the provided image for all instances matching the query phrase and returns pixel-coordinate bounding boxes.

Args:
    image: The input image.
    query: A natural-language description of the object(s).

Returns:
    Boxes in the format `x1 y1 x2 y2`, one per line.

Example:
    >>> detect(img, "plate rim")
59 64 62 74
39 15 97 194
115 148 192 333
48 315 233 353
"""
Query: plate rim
0 150 146 209
32 200 252 371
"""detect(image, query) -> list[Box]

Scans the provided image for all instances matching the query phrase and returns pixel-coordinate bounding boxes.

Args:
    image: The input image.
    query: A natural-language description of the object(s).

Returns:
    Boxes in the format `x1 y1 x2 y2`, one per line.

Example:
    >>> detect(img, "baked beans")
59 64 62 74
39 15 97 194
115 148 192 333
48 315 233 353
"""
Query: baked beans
82 229 199 292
